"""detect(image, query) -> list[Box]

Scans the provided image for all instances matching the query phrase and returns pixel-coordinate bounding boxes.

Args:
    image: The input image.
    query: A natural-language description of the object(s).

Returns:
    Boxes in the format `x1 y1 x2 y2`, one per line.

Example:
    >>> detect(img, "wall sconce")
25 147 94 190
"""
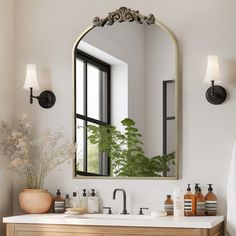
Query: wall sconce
204 55 227 105
23 64 56 109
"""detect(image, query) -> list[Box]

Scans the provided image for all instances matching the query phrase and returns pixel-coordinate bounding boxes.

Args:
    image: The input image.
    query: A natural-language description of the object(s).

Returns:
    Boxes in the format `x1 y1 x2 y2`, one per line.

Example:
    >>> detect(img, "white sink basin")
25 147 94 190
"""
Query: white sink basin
3 214 224 228
65 214 154 220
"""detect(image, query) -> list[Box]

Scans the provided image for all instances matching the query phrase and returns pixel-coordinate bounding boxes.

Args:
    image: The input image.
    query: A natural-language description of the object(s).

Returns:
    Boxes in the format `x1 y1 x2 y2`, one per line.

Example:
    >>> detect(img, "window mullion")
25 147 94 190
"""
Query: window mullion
84 61 88 172
99 69 103 175
99 70 103 121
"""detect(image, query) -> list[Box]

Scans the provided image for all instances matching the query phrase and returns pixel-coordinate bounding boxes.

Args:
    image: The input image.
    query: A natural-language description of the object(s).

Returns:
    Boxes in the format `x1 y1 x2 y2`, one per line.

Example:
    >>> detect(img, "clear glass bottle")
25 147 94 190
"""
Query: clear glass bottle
72 192 80 208
195 187 205 216
80 189 88 213
65 194 71 210
164 195 173 216
88 189 99 214
184 184 195 216
205 184 217 216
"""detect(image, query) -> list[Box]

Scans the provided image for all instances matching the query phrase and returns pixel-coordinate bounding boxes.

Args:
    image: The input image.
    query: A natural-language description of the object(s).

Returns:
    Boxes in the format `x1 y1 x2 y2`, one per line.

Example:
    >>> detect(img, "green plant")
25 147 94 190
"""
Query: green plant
87 118 175 177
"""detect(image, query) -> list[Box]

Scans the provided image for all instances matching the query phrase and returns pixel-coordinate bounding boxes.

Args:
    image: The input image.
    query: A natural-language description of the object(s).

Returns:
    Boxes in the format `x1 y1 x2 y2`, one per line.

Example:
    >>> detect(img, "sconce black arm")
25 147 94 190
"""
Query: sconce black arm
210 81 215 97
206 80 227 105
29 87 56 109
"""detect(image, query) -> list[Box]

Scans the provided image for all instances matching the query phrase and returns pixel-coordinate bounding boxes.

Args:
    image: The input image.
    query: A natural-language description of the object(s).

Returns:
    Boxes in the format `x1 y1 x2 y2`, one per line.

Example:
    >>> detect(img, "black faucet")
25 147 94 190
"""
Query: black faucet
113 189 128 214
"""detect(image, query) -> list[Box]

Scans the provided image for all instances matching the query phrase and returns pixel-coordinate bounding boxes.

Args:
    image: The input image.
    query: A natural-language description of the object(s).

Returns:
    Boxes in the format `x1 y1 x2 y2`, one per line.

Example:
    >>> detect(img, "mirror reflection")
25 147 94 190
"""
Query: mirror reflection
74 21 177 178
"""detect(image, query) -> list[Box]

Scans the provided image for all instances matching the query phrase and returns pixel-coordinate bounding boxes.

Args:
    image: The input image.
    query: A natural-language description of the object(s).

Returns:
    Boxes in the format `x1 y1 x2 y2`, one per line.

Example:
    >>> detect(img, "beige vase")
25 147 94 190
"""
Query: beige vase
19 189 52 214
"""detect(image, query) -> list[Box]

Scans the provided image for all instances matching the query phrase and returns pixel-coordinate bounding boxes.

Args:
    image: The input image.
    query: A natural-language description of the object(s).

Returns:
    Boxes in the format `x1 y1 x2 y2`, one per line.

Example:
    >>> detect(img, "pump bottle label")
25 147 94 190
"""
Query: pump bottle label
54 201 65 213
206 201 217 211
196 202 205 214
184 199 192 212
164 204 173 212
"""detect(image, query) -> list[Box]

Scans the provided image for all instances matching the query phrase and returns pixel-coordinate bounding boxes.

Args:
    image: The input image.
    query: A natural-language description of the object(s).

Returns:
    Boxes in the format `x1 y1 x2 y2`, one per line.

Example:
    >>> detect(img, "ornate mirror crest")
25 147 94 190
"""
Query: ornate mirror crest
93 7 156 27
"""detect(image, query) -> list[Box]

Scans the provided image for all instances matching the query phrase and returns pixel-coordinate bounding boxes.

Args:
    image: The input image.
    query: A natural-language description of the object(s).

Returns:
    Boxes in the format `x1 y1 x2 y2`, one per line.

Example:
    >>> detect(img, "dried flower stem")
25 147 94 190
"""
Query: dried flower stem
0 114 74 189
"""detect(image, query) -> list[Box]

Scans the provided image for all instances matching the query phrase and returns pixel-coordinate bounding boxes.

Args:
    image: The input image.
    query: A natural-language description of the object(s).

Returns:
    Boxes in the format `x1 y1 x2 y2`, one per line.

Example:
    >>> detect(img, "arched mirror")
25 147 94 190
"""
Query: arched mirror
73 7 179 179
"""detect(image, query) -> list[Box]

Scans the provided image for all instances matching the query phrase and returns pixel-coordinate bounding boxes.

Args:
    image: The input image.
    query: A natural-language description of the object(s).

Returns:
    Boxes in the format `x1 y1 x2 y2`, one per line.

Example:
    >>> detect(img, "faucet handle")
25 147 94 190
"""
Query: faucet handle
103 207 112 214
138 207 149 215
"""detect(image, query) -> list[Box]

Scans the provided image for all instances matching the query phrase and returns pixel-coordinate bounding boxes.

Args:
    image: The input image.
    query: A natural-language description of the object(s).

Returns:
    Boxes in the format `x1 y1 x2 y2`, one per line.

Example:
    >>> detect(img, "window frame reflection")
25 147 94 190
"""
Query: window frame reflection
75 50 111 176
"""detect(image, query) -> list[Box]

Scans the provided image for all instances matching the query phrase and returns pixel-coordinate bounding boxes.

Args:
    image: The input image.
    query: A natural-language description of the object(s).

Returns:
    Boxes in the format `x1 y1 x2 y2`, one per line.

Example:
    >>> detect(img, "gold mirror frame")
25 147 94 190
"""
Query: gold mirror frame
72 7 180 180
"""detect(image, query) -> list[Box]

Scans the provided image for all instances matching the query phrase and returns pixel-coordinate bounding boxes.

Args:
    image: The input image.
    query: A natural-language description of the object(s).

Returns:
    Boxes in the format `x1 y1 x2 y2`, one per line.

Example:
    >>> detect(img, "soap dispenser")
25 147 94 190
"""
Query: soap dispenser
80 189 88 213
53 189 65 213
194 183 200 194
65 194 71 210
164 195 173 216
193 183 200 215
88 189 99 213
72 192 80 208
205 184 217 216
184 184 194 216
195 187 205 216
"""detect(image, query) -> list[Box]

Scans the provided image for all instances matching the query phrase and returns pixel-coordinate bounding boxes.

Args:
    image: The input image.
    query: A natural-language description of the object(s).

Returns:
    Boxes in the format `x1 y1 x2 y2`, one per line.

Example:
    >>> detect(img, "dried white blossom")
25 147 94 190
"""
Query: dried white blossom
0 114 74 189
22 113 28 120
11 158 24 168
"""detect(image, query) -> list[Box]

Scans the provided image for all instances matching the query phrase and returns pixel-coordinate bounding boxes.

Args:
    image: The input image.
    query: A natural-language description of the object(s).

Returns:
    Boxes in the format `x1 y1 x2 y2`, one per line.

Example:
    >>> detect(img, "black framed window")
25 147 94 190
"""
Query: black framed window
75 50 111 176
163 80 175 155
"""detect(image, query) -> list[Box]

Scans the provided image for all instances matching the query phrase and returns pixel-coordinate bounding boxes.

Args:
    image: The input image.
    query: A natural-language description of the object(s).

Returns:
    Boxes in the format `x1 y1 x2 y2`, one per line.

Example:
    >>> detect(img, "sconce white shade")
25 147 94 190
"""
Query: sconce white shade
204 55 221 83
23 64 40 90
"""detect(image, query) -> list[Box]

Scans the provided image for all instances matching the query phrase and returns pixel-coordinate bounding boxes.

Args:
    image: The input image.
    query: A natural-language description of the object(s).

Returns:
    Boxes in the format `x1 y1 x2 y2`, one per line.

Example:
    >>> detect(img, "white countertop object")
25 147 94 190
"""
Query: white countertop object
3 214 224 229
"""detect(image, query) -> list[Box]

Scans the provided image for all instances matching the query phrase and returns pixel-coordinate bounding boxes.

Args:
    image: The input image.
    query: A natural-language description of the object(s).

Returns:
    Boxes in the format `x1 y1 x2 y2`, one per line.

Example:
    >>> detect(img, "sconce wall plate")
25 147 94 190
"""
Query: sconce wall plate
205 85 227 105
38 90 56 108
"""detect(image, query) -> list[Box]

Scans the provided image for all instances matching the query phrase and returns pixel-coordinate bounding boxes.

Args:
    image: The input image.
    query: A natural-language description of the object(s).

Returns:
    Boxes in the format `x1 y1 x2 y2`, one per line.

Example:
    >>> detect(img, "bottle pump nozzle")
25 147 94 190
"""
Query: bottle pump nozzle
208 184 213 192
194 183 200 192
91 189 96 197
187 184 191 191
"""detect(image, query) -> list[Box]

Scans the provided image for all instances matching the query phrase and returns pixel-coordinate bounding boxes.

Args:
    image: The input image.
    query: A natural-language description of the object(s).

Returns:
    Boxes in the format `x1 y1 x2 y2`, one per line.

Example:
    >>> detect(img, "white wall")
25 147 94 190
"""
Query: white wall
144 24 175 157
12 0 236 233
111 64 128 132
79 23 145 134
0 0 14 234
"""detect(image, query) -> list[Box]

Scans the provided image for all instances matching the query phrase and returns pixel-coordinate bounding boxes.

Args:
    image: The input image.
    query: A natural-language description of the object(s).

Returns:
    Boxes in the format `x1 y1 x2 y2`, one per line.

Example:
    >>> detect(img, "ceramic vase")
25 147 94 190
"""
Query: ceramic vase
18 189 52 214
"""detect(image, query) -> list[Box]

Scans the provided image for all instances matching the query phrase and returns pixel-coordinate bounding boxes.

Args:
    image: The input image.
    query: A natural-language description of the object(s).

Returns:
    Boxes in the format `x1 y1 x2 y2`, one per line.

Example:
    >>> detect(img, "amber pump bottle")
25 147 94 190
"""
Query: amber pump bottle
164 195 173 215
205 184 217 216
193 183 200 215
184 184 195 216
53 189 65 213
195 187 205 216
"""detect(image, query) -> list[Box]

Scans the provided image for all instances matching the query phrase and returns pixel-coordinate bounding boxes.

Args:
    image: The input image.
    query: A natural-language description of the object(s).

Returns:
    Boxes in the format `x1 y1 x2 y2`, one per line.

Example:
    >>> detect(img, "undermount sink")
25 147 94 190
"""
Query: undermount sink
65 214 154 220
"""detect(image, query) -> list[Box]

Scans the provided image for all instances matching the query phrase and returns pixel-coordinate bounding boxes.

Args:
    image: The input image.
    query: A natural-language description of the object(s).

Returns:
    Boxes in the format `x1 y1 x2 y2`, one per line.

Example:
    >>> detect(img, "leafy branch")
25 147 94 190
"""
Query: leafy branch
87 118 175 177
